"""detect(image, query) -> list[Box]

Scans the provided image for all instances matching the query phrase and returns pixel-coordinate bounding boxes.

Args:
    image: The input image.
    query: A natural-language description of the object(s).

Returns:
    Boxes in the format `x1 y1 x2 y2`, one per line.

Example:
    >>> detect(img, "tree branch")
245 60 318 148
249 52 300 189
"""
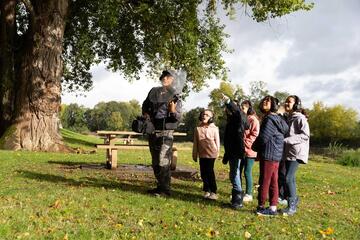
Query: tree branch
20 0 35 26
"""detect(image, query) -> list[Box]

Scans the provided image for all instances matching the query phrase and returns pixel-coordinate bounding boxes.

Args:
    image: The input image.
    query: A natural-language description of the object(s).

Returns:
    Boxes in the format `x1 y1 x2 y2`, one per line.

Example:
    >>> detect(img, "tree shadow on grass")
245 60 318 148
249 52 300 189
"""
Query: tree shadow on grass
61 136 98 148
47 161 235 197
17 170 232 208
48 160 106 168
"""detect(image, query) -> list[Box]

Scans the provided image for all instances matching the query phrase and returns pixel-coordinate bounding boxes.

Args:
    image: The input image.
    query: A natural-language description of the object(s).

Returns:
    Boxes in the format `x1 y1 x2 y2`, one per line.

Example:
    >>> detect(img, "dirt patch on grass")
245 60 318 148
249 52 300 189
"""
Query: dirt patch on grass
71 163 201 182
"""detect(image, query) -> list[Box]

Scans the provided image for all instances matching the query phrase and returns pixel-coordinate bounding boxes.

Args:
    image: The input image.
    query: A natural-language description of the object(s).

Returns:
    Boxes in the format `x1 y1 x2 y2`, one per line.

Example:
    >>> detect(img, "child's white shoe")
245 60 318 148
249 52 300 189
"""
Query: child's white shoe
208 193 218 200
203 192 211 199
278 198 288 206
243 194 253 202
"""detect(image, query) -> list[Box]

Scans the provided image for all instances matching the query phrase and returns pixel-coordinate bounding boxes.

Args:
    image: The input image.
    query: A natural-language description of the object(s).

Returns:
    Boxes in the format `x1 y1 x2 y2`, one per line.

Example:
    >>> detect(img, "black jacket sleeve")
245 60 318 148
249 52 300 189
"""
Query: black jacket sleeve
142 88 154 115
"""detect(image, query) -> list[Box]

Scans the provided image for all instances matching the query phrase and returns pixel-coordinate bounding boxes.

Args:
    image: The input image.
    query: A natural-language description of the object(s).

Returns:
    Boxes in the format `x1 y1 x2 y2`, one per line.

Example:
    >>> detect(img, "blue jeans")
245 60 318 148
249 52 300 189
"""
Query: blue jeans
229 158 242 192
285 160 300 198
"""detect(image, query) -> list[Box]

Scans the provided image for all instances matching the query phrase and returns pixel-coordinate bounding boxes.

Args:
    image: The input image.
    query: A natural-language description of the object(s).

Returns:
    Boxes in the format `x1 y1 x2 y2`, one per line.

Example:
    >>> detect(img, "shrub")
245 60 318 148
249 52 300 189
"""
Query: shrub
326 141 346 158
337 149 360 167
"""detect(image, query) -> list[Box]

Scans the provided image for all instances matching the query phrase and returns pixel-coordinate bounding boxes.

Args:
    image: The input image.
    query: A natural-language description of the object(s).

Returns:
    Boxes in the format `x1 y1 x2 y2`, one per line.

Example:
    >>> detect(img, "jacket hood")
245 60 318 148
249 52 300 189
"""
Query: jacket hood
267 114 289 135
289 111 306 121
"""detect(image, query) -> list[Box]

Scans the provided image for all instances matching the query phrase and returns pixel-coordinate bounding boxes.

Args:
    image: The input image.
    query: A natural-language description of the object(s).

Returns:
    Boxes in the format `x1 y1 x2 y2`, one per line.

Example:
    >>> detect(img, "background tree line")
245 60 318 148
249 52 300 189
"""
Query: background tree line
60 100 141 133
62 81 360 148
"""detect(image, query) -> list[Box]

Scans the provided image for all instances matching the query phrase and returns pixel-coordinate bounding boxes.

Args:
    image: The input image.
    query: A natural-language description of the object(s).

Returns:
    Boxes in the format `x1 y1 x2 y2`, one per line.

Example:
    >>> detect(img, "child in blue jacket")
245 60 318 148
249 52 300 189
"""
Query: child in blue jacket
253 96 289 216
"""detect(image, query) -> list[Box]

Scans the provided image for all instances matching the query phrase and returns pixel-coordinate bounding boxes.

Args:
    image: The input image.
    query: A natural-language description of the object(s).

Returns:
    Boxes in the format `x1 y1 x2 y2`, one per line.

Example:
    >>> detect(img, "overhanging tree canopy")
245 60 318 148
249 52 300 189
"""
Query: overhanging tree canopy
0 0 313 151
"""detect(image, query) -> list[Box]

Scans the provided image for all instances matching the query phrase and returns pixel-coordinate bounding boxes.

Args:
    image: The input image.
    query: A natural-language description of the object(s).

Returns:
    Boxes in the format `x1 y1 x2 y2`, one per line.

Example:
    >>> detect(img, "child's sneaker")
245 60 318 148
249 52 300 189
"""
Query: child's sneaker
278 197 288 206
208 193 218 200
243 194 253 202
203 192 211 199
256 208 278 216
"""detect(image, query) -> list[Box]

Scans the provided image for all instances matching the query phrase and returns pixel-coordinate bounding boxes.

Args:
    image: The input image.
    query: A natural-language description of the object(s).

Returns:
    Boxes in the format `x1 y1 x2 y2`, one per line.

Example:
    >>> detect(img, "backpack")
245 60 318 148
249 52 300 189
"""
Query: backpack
131 116 155 134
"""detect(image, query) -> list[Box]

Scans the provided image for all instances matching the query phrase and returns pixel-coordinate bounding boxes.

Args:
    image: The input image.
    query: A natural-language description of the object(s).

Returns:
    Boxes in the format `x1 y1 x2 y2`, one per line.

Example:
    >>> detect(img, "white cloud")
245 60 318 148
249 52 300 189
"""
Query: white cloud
225 40 293 93
62 64 156 108
270 63 360 113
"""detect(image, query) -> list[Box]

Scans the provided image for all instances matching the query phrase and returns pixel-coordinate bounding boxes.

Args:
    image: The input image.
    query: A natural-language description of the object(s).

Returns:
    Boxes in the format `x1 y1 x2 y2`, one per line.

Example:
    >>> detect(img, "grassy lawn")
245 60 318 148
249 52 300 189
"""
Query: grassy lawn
0 129 359 239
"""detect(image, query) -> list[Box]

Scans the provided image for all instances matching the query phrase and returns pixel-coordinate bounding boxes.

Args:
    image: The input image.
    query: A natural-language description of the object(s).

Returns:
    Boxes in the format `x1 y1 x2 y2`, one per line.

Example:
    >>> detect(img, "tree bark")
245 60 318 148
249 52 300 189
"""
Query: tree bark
0 0 16 136
0 0 70 152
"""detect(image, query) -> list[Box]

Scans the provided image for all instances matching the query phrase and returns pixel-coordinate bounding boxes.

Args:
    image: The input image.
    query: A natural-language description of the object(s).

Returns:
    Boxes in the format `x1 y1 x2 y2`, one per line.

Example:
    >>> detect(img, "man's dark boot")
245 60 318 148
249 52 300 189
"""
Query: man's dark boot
282 197 297 215
231 189 243 209
158 166 171 196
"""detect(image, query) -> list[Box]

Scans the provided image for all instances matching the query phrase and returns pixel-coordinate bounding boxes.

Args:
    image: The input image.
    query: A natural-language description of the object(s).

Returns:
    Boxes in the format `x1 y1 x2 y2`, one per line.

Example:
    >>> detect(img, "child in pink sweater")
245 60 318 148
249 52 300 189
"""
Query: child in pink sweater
193 109 220 200
240 100 260 202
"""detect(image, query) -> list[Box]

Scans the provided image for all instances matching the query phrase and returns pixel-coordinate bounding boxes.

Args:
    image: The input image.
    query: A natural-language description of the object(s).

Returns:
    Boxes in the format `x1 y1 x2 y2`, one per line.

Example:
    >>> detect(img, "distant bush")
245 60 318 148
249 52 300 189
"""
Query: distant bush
326 141 347 158
337 149 360 167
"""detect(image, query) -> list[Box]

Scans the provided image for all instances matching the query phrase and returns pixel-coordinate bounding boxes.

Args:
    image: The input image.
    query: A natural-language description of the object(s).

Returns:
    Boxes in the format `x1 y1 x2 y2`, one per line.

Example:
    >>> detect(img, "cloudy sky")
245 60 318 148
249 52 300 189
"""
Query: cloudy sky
62 0 360 114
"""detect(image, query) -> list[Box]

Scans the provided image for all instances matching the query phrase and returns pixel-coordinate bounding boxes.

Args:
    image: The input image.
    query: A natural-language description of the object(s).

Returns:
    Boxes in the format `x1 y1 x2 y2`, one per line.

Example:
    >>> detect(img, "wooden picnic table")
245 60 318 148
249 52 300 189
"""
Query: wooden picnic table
96 130 186 169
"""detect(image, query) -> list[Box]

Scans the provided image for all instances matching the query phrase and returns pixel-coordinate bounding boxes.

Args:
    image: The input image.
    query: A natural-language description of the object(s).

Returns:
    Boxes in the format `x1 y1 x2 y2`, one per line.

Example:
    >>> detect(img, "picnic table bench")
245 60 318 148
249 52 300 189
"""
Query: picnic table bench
96 130 186 169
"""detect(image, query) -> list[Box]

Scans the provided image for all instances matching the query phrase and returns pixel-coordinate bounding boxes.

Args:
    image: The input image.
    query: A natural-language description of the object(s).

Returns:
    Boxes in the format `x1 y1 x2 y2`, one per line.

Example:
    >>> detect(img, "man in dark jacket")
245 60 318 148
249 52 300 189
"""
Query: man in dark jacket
142 70 182 196
222 94 249 209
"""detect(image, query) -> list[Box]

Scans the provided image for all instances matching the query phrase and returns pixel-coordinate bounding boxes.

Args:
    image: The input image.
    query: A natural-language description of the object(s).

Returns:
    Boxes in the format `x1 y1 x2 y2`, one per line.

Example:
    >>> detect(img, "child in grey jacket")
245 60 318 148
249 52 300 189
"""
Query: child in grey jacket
282 95 310 216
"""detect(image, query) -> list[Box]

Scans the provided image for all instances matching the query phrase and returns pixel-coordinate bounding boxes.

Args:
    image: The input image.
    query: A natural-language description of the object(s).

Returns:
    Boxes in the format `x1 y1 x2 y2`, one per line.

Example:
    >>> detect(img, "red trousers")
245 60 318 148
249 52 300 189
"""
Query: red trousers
258 159 279 207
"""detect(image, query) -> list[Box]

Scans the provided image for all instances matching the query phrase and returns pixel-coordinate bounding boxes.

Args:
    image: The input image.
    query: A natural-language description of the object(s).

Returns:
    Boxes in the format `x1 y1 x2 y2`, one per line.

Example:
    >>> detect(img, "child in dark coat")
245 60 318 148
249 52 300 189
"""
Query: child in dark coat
222 94 249 209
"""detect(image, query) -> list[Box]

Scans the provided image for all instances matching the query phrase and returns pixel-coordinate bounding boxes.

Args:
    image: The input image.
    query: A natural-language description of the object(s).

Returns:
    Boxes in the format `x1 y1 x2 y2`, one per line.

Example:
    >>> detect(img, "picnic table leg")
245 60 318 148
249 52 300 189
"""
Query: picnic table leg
110 149 118 169
106 149 111 169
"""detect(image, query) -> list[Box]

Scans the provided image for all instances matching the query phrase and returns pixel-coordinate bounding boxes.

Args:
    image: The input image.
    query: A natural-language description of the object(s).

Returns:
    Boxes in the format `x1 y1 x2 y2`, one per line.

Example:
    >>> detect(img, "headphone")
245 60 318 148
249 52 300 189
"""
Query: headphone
260 96 280 113
289 95 302 111
271 97 280 113
199 109 214 124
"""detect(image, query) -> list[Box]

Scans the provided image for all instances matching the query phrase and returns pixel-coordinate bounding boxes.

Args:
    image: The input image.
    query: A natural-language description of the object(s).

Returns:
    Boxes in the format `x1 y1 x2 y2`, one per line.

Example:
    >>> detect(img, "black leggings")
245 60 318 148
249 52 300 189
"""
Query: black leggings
199 158 217 193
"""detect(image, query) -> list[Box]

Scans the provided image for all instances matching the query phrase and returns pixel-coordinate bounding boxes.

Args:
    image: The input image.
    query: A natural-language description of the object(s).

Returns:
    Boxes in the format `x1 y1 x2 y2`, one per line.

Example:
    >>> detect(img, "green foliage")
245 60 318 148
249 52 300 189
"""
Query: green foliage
337 149 360 167
62 0 230 93
247 0 314 22
209 81 239 109
326 141 346 158
208 82 243 136
245 81 269 111
106 112 124 130
181 107 204 141
60 104 89 133
59 0 313 93
84 100 141 131
309 102 359 142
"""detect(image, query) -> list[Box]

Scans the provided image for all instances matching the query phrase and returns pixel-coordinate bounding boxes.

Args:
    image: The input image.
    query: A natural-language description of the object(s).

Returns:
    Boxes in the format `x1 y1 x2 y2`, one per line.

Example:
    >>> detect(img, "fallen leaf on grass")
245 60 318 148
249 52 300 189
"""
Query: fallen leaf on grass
63 234 68 240
244 231 251 239
50 200 61 209
206 228 219 238
319 227 334 237
326 190 336 195
137 219 144 227
115 223 123 229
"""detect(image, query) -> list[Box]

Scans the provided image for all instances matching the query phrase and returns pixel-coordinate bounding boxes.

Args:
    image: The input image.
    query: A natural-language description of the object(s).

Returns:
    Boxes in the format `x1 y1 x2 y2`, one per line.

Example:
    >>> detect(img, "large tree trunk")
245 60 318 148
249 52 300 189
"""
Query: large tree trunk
0 0 16 137
0 0 70 152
